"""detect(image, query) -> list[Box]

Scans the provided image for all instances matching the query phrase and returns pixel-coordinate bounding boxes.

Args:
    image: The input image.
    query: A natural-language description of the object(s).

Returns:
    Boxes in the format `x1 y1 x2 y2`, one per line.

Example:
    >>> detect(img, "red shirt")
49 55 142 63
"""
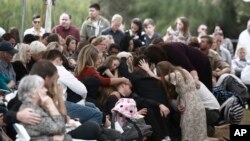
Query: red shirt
77 66 111 86
52 25 80 42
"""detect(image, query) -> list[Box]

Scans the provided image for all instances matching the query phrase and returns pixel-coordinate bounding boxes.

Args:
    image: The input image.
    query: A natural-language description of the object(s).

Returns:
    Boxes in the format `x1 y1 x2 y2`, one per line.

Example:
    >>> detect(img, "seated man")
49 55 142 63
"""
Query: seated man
0 41 18 82
37 53 103 125
0 73 15 93
199 35 231 86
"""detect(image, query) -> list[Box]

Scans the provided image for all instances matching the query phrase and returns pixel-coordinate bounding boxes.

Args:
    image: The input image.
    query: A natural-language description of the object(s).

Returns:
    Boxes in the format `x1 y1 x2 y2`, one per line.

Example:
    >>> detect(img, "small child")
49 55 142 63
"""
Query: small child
111 98 152 141
231 47 250 77
97 55 120 78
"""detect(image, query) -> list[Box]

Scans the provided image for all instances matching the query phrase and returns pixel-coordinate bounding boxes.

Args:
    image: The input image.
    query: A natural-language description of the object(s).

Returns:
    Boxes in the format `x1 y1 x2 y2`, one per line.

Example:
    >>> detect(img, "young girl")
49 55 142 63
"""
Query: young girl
156 61 207 141
64 35 77 69
174 17 191 43
120 18 146 52
64 35 77 57
97 55 120 78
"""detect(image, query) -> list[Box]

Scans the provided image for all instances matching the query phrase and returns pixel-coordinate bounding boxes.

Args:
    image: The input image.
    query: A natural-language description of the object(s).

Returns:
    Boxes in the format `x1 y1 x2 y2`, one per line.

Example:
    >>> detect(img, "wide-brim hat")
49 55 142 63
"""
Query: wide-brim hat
112 98 143 119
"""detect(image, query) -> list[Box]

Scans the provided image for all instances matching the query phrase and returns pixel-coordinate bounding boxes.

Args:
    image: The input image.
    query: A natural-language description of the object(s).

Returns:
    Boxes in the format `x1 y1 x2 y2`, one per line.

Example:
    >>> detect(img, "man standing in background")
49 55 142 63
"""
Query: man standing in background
52 13 80 42
80 3 110 43
102 14 124 47
24 15 45 37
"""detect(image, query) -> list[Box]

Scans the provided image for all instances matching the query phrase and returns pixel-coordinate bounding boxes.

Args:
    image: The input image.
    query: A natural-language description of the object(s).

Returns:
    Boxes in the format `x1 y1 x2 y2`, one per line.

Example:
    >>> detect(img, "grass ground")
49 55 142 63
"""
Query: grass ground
213 109 250 140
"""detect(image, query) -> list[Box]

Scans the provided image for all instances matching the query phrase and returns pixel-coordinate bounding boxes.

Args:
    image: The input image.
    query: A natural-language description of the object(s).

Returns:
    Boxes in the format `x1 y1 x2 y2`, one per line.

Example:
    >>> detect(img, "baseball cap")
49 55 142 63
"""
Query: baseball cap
0 41 18 55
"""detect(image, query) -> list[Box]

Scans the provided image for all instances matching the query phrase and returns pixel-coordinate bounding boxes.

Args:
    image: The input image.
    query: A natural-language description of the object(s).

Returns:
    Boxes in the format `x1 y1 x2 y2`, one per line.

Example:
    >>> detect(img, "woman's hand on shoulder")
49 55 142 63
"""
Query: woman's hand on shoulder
138 59 150 72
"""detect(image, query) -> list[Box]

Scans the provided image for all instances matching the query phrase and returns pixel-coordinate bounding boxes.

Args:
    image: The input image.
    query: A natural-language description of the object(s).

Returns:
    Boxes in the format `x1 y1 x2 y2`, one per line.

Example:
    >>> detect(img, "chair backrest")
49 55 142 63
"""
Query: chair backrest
13 123 31 141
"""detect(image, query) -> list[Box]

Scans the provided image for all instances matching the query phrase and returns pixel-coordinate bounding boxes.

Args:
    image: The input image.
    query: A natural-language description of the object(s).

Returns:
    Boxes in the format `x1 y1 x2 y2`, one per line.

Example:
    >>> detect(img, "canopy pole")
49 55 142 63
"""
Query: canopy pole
45 0 53 33
20 0 26 42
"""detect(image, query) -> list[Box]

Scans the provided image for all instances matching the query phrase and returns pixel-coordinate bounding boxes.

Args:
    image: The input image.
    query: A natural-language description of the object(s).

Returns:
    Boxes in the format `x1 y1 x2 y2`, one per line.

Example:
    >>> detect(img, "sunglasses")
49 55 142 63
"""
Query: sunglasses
33 21 40 24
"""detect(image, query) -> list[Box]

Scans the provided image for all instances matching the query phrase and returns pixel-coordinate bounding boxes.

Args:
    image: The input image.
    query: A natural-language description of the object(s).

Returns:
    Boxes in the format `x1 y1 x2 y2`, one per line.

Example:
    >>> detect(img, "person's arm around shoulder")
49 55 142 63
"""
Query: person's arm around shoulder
110 77 130 85
16 108 41 125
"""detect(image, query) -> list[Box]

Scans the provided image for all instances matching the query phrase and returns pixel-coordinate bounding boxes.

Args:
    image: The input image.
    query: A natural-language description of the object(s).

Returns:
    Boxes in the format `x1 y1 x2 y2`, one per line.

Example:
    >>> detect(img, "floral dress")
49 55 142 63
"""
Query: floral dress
165 69 207 141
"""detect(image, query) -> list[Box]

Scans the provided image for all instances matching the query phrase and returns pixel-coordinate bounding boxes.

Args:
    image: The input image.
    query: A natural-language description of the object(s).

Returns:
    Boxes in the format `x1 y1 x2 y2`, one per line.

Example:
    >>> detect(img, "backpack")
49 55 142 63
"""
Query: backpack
213 86 233 105
213 86 244 125
216 73 249 102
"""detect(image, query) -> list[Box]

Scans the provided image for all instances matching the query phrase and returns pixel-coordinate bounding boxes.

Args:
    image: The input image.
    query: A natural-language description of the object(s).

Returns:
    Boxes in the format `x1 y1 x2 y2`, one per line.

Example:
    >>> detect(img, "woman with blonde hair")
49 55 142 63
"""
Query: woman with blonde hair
91 35 107 53
12 43 31 82
97 55 121 106
75 45 129 100
27 40 46 70
91 35 108 67
75 45 129 127
97 55 120 78
75 44 129 86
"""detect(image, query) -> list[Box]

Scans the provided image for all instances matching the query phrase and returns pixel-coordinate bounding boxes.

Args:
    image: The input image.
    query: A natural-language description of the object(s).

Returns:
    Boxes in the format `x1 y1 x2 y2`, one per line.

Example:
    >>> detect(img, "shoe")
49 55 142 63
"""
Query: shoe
103 128 121 140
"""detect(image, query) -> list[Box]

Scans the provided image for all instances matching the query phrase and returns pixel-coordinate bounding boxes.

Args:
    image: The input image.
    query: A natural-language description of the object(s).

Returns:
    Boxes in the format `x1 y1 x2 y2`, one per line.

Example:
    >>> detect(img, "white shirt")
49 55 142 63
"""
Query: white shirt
198 82 220 110
56 65 87 100
170 82 220 111
235 30 250 60
24 27 46 37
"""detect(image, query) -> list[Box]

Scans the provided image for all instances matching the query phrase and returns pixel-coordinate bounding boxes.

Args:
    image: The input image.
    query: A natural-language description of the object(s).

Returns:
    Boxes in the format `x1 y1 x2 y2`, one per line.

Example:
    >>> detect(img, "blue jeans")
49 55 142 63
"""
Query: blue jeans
65 101 103 125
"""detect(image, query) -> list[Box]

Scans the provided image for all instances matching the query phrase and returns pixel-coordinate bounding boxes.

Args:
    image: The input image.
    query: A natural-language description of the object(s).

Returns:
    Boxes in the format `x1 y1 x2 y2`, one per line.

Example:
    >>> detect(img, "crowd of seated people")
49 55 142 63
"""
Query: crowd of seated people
1 3 250 141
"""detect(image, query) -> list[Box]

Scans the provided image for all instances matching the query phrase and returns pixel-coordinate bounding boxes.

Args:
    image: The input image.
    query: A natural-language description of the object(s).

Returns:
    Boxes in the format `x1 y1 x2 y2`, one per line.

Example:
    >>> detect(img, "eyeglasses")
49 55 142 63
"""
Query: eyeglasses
33 21 40 24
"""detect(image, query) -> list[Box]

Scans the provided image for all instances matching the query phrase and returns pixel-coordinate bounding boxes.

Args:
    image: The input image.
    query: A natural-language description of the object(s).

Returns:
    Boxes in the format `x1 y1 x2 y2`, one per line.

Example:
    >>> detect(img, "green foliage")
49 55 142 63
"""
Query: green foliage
0 0 250 39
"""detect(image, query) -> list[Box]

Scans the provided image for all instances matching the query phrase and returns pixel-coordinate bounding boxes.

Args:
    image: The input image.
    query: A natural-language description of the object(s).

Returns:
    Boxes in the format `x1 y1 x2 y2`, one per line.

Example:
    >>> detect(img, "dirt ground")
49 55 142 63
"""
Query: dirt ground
213 109 250 140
